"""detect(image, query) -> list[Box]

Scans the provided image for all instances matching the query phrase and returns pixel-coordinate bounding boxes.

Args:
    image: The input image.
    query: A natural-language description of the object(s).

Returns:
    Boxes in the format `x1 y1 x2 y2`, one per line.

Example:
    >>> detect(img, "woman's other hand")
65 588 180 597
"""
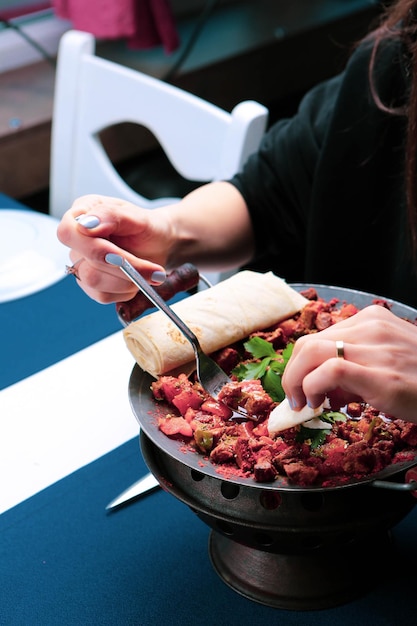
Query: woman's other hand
282 305 417 423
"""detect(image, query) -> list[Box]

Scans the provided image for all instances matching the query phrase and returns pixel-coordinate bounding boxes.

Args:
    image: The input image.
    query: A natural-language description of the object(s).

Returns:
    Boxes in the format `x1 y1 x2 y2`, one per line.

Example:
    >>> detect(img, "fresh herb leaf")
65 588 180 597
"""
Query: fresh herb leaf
269 359 286 375
295 410 346 449
243 336 277 359
319 411 346 425
262 368 285 402
296 426 329 449
233 358 270 381
282 342 294 362
232 338 295 395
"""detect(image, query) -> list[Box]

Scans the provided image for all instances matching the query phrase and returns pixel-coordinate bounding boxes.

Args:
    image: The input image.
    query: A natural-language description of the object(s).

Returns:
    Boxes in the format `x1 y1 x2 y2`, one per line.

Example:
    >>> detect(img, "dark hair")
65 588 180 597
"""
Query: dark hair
368 0 417 256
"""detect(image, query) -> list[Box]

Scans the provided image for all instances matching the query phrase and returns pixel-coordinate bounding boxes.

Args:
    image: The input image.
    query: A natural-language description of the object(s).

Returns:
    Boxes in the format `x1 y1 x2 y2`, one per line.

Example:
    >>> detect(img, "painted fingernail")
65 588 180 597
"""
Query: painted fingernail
105 253 122 266
288 396 296 410
75 214 100 229
307 399 314 408
151 270 166 284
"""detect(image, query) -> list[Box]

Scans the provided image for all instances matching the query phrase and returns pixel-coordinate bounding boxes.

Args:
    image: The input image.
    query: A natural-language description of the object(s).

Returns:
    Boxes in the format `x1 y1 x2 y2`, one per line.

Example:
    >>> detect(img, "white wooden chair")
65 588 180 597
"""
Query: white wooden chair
49 29 268 285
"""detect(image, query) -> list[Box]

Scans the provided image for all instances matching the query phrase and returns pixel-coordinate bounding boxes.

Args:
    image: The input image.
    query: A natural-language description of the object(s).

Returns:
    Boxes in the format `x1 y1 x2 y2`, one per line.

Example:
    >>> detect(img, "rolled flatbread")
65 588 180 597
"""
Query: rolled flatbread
123 270 308 378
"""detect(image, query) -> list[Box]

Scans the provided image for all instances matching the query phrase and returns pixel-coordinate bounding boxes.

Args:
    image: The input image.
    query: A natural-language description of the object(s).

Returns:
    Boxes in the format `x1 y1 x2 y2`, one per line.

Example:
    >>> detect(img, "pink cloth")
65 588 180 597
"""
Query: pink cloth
52 0 179 53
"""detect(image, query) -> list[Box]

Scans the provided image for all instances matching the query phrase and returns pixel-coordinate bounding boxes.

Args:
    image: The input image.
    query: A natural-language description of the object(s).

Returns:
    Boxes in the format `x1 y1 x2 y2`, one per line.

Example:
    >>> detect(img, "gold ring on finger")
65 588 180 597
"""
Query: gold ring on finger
65 258 83 281
336 340 345 359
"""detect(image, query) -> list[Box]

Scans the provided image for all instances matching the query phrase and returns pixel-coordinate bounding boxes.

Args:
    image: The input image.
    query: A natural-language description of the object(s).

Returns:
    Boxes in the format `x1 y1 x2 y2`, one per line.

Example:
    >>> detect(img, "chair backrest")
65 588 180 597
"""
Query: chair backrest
49 29 268 283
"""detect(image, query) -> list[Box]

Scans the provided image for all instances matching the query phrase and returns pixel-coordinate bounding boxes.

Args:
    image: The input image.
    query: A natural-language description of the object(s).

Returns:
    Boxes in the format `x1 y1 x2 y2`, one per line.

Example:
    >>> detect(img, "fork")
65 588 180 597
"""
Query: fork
105 253 249 419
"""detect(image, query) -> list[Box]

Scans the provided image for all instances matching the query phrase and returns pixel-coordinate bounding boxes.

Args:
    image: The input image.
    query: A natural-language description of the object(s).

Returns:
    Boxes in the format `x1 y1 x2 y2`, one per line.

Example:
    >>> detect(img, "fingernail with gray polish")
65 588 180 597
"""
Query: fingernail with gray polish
151 270 166 284
76 215 100 229
288 396 295 410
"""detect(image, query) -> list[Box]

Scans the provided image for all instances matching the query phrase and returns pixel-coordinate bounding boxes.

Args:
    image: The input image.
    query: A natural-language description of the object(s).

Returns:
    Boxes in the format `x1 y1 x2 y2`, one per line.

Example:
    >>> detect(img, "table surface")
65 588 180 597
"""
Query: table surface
1 194 417 625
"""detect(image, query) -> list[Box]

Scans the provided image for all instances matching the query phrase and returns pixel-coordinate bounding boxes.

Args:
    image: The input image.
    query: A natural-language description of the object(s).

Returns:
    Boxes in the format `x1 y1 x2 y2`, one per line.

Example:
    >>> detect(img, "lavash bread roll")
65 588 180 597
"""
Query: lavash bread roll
123 270 308 378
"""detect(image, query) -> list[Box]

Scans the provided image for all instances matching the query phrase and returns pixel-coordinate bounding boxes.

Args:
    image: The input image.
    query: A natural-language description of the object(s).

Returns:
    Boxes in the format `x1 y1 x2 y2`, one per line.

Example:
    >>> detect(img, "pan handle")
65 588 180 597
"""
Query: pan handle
372 467 417 496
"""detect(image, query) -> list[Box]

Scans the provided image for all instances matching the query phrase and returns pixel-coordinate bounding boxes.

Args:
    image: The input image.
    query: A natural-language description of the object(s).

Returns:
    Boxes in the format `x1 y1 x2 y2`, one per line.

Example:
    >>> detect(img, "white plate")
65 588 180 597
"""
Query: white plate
0 209 70 303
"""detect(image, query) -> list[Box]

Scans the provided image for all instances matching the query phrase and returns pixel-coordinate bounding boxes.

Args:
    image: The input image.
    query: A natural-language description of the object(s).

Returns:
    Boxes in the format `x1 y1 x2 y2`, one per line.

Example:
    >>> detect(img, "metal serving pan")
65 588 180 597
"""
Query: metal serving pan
128 284 417 493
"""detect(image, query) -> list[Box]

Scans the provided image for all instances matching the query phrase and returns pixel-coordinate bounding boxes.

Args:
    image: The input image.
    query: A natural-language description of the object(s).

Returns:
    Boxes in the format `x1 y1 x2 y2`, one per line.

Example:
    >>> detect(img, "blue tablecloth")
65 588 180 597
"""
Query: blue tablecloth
1 436 417 626
2 195 417 624
0 274 121 389
0 194 121 389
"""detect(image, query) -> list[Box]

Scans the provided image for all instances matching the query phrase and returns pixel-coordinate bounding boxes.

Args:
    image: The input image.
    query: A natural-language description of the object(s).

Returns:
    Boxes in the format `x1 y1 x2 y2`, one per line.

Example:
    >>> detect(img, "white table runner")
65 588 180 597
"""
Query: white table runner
0 330 139 514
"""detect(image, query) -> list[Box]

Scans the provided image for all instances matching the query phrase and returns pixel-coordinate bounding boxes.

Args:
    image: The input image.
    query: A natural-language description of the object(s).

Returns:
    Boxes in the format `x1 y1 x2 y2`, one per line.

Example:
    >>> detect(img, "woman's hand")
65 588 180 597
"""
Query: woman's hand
282 304 417 423
57 183 253 305
57 194 173 303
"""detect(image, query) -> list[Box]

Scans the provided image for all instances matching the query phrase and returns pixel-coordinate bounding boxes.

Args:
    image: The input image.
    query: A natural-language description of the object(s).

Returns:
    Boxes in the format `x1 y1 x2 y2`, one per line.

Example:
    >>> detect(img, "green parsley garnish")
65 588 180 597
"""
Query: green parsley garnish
232 337 294 402
295 410 347 449
231 335 348 450
296 426 329 449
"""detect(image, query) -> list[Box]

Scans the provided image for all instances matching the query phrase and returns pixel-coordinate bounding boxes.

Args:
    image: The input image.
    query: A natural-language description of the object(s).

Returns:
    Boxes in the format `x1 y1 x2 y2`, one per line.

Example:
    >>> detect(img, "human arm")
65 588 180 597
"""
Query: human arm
281 304 417 423
56 181 254 304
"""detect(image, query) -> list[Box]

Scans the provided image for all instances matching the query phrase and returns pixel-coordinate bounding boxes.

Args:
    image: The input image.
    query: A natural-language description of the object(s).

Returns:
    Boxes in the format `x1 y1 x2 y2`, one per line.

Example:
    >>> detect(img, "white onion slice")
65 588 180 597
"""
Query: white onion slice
268 398 330 436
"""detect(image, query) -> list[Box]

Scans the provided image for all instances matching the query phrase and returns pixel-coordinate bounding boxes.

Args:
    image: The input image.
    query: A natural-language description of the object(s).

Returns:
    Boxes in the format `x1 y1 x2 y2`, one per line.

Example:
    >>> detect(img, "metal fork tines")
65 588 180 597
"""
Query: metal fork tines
105 254 250 419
